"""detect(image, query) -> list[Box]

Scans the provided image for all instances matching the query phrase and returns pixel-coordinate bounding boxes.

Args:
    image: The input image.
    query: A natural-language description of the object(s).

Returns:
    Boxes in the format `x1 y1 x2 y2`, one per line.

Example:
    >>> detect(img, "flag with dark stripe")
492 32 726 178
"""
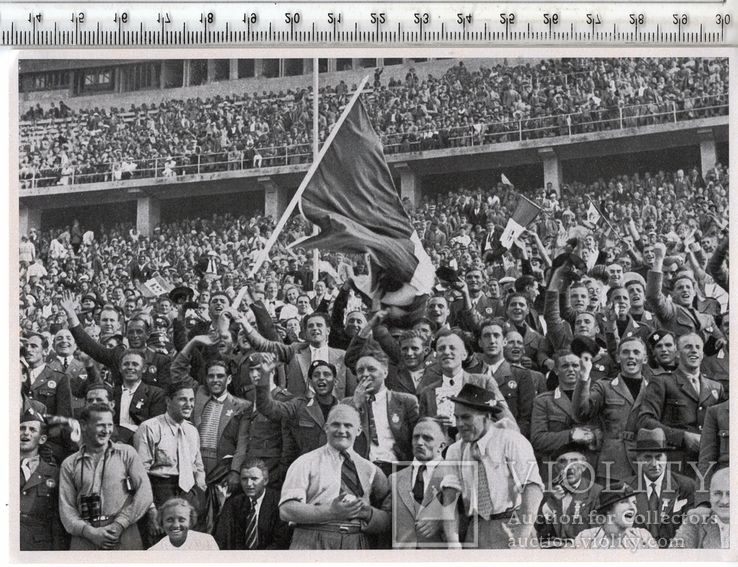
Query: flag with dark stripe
296 96 434 308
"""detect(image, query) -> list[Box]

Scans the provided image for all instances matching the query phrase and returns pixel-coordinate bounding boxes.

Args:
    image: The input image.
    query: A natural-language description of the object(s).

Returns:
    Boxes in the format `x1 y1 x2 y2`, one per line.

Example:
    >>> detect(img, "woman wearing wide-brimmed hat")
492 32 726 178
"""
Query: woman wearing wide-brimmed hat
573 481 658 549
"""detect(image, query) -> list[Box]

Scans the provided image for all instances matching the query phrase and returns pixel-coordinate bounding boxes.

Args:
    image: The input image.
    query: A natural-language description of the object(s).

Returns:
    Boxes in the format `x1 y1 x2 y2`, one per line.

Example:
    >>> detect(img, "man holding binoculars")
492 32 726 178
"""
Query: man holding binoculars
58 403 153 550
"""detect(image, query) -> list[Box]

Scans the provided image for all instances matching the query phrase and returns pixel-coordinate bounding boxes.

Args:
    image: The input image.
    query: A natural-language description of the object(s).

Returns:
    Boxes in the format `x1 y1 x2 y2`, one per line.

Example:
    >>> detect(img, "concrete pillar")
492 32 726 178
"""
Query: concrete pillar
395 163 420 208
19 206 42 237
376 58 384 67
182 60 190 87
327 59 338 73
697 128 717 180
136 196 161 237
259 177 288 221
229 59 239 80
254 59 264 78
538 148 562 197
206 59 217 83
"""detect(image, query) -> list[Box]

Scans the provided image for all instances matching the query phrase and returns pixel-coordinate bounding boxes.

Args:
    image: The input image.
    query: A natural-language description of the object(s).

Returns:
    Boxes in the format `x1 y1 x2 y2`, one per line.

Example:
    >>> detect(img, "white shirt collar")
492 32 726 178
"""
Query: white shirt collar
122 380 142 394
471 426 495 457
412 458 441 479
212 391 229 403
442 369 464 386
487 357 505 376
646 473 666 496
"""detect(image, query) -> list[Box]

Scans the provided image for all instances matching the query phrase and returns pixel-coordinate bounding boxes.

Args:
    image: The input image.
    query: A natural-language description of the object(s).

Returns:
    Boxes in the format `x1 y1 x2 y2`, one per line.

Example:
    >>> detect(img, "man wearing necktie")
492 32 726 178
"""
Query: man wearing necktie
280 404 390 549
345 347 419 478
213 458 293 550
47 329 91 411
20 410 67 550
442 383 543 548
133 381 206 548
384 418 461 548
624 428 695 547
535 444 602 547
638 333 726 480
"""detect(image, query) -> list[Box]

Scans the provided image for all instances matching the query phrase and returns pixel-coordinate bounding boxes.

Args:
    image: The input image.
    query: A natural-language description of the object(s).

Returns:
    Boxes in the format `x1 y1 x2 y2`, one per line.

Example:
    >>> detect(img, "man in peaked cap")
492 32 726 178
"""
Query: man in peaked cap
20 410 67 550
441 383 544 548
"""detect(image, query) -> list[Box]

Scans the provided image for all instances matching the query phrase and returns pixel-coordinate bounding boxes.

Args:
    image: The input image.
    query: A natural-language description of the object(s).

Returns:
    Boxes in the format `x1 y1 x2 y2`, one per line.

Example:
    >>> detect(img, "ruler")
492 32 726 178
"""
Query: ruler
4 2 738 46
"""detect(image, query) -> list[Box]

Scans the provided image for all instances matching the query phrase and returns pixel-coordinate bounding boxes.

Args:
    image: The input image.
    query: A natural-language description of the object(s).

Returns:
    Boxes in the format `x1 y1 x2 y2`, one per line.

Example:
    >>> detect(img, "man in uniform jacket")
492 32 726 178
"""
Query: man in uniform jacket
47 328 92 411
23 332 73 418
624 428 696 548
646 243 722 343
20 411 67 550
573 336 650 481
253 354 339 459
637 333 726 478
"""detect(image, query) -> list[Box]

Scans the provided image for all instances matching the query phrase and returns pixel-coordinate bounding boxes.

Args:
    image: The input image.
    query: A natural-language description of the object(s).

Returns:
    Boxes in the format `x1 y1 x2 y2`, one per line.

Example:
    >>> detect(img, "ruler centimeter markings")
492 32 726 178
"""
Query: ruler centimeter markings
1 2 736 45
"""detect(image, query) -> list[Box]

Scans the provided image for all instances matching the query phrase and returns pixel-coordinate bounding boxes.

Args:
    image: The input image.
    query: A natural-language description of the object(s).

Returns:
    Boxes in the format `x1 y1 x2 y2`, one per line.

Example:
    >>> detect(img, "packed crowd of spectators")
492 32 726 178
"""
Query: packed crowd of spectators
18 157 730 552
20 57 728 188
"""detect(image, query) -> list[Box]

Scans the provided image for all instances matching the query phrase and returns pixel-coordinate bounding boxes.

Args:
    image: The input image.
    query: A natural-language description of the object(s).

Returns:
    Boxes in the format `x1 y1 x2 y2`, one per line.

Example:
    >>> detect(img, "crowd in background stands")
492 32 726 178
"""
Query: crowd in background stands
19 57 728 188
19 162 730 335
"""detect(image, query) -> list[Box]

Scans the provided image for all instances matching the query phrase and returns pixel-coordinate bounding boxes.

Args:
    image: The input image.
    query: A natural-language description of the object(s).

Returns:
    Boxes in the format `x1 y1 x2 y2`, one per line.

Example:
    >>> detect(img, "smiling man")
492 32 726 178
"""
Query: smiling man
213 457 293 550
59 403 152 550
443 383 543 548
238 311 350 399
279 404 391 549
47 328 90 410
134 381 206 548
638 333 726 479
345 346 419 477
191 359 252 489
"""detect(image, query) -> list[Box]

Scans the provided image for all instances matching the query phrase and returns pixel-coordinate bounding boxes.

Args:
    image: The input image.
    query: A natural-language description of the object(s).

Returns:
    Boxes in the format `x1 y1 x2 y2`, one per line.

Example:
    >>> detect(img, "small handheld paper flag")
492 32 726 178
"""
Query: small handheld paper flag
137 275 173 298
499 195 542 249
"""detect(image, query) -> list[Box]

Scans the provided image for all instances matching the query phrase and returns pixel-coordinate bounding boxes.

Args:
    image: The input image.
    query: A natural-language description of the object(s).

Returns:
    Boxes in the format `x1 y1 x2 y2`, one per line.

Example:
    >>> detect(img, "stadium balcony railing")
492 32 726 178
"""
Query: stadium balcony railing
19 94 728 189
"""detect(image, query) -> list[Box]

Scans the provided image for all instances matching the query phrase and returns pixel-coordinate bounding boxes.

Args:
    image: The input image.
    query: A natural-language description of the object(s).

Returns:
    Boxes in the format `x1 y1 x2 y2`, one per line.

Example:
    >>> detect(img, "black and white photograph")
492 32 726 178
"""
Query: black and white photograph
13 52 731 560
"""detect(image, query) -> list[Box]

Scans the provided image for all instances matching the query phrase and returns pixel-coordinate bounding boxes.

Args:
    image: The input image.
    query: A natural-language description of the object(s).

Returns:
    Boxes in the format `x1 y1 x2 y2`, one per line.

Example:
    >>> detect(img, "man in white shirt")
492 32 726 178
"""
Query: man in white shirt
443 383 543 548
346 347 419 477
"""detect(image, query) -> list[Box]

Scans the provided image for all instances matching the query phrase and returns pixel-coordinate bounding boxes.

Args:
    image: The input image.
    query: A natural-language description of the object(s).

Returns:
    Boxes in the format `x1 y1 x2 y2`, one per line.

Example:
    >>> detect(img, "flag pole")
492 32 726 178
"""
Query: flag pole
311 58 320 287
250 73 372 277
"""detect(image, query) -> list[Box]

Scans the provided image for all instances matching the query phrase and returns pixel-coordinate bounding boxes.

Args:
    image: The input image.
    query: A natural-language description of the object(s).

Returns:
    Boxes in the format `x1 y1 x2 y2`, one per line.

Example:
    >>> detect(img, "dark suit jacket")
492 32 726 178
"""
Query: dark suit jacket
113 381 166 444
70 323 171 389
255 384 332 458
536 481 603 542
344 390 419 463
192 388 252 475
20 458 68 550
480 360 535 438
697 400 729 505
29 366 72 417
213 488 293 549
625 472 695 546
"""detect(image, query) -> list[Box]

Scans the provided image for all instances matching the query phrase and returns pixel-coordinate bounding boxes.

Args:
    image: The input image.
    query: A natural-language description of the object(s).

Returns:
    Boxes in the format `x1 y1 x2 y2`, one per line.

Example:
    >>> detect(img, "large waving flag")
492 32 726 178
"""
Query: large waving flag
292 90 434 308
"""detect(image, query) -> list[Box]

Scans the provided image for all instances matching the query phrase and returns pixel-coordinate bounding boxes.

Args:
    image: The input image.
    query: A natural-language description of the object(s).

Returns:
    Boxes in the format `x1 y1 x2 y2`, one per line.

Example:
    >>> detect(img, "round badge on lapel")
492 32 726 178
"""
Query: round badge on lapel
391 414 400 424
596 365 604 372
485 307 493 314
507 380 517 390
45 479 56 488
148 365 157 375
79 373 88 381
47 380 57 389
